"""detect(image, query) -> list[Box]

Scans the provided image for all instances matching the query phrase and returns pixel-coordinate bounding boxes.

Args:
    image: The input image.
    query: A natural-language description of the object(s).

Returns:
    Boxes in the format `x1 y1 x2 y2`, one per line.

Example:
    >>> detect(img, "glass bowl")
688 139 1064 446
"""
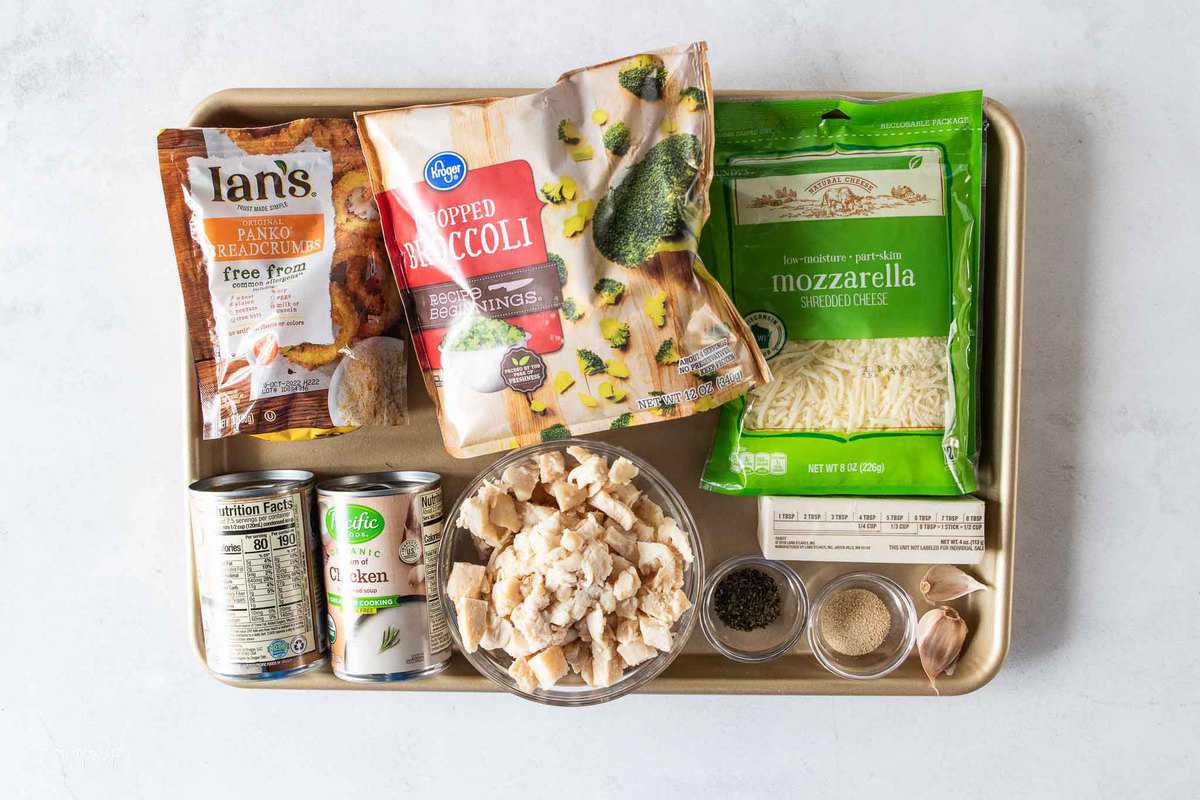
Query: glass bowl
699 556 808 663
438 439 705 706
807 572 917 680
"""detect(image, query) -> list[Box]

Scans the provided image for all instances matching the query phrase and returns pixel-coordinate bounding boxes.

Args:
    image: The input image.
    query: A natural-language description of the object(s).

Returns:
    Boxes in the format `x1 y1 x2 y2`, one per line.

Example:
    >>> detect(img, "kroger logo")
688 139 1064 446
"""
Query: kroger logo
423 151 467 191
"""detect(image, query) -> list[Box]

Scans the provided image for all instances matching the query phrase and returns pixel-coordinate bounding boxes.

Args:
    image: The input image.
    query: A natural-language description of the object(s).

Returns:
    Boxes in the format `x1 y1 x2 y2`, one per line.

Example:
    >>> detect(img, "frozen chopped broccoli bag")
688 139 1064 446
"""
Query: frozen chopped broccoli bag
700 92 984 495
355 43 769 457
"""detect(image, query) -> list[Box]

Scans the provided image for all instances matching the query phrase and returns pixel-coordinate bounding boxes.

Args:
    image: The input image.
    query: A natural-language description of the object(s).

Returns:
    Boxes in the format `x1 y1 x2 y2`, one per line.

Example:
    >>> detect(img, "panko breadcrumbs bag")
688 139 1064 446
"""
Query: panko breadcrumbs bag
158 119 408 440
355 43 769 457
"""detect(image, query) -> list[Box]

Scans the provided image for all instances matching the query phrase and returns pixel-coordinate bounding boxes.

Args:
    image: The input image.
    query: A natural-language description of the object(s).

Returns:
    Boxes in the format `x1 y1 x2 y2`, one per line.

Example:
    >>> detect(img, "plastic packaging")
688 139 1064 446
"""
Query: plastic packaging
700 92 984 494
354 44 769 457
158 119 408 440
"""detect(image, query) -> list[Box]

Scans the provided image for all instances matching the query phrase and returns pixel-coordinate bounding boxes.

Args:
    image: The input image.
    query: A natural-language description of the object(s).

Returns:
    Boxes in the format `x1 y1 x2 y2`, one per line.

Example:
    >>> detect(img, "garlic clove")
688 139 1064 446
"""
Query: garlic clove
917 606 967 693
919 565 988 604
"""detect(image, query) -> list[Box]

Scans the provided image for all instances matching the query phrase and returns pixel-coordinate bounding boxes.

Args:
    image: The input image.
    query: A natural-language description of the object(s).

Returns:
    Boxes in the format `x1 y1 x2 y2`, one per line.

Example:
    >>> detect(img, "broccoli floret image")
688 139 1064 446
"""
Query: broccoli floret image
548 252 567 286
610 412 633 429
618 54 667 101
576 348 606 375
603 121 631 155
541 423 571 442
557 119 582 145
561 297 584 321
601 318 631 350
679 86 707 111
593 134 700 266
593 277 626 305
655 338 680 365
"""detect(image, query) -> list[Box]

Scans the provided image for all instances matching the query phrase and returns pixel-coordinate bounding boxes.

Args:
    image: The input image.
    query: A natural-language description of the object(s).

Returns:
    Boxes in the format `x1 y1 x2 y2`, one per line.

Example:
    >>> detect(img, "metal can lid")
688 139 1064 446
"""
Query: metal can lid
317 471 441 497
189 469 316 499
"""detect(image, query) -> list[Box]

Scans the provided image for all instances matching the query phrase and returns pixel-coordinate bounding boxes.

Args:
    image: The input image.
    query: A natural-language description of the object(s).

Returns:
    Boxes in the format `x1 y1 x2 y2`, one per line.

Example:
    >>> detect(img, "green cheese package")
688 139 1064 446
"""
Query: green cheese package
700 91 985 495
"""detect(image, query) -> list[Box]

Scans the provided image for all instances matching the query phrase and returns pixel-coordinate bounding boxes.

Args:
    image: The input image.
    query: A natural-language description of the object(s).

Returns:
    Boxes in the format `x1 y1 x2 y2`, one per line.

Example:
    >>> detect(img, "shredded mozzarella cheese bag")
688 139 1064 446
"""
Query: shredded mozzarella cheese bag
700 92 984 495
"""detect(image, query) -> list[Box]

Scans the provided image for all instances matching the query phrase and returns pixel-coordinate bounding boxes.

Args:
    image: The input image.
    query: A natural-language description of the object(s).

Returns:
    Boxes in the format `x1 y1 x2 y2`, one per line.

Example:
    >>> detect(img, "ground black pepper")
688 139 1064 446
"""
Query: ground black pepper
713 567 781 631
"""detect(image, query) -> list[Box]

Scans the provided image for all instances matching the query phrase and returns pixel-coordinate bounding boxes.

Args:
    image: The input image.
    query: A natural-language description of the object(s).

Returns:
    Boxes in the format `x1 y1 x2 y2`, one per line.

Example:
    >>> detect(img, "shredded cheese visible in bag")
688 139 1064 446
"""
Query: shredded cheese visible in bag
745 337 949 432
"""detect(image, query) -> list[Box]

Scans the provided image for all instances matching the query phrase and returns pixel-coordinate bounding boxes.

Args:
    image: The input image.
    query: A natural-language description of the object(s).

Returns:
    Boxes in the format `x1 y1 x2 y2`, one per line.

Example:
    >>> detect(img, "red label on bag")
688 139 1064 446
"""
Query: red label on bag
376 160 562 370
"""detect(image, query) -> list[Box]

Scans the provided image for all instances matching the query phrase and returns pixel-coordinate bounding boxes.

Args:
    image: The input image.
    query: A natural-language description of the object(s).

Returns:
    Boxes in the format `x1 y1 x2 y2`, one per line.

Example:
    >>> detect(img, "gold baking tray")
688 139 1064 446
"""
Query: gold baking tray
184 89 1025 696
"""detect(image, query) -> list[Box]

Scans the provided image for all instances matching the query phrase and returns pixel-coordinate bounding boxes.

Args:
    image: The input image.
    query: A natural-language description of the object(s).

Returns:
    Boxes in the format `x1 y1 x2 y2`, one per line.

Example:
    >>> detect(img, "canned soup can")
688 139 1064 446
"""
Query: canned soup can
318 471 451 682
188 470 328 680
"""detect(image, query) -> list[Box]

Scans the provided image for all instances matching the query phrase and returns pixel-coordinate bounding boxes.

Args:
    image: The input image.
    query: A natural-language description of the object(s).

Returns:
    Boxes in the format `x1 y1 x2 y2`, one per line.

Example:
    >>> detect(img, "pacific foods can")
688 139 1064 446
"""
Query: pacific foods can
317 471 451 682
188 470 328 680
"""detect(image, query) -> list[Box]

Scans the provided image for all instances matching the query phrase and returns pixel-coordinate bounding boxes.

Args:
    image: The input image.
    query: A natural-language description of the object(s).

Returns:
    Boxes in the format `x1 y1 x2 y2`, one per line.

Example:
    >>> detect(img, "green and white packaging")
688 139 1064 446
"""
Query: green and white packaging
700 92 984 495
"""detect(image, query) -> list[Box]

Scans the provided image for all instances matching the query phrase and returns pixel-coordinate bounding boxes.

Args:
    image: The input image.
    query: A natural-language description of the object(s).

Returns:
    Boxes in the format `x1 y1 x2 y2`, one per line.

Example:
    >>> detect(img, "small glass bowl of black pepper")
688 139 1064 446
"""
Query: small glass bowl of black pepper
699 556 808 663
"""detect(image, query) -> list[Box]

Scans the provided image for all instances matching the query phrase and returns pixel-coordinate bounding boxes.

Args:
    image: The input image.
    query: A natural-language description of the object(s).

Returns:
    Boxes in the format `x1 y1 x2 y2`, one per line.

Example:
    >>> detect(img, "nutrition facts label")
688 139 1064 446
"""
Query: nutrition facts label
758 496 985 564
193 492 320 671
419 489 451 655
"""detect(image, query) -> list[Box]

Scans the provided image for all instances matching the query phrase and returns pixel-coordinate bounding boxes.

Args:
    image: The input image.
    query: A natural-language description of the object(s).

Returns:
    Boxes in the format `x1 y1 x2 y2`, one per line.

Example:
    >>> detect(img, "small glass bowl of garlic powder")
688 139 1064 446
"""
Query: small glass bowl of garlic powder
808 572 917 680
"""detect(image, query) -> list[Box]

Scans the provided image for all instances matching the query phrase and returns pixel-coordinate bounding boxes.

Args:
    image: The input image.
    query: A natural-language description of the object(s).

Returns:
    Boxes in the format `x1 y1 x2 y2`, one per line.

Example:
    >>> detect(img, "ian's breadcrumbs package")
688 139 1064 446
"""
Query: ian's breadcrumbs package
700 92 984 495
355 43 769 457
158 119 408 440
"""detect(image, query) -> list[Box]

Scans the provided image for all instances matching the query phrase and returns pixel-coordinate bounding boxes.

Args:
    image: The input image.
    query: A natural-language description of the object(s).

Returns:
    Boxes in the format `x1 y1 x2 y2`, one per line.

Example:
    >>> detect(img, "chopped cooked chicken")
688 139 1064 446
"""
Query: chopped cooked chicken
455 597 488 653
510 603 553 652
588 490 636 530
479 611 513 651
548 480 588 512
491 576 523 617
602 525 637 561
614 596 638 619
508 655 538 693
634 496 664 527
536 451 566 483
608 456 640 485
668 588 692 619
585 605 607 642
639 615 672 652
561 528 583 551
566 445 598 465
579 539 613 586
489 488 521 532
567 456 608 489
658 517 694 564
450 445 694 692
598 585 616 613
446 562 487 602
617 640 657 668
501 461 540 501
615 617 640 644
636 541 676 576
458 493 503 546
607 481 641 508
503 627 534 659
518 502 558 526
612 567 640 601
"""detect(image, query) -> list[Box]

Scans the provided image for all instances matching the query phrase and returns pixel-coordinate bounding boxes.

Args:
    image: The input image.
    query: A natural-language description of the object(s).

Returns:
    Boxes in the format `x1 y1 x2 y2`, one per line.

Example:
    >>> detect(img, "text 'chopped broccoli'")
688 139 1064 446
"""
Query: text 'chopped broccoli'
576 348 606 375
679 86 707 111
541 423 571 442
655 338 680 365
610 412 633 429
603 121 631 155
592 134 701 267
618 54 667 101
593 277 626 305
600 318 631 350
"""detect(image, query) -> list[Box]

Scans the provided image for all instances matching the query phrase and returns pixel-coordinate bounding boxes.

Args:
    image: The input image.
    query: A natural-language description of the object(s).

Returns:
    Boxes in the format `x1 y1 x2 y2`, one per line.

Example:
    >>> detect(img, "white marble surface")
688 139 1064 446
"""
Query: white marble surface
2 1 1197 797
